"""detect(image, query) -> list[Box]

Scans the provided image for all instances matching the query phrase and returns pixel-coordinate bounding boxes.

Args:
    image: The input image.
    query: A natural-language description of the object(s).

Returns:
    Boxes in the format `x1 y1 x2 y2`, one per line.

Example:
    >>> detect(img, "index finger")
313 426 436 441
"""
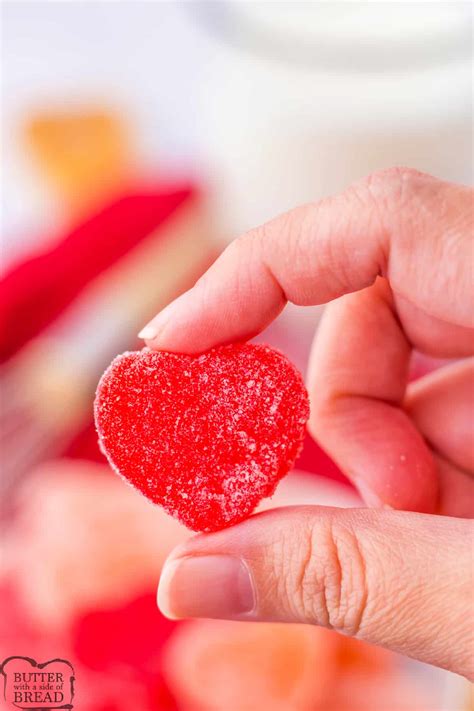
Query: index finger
138 168 472 352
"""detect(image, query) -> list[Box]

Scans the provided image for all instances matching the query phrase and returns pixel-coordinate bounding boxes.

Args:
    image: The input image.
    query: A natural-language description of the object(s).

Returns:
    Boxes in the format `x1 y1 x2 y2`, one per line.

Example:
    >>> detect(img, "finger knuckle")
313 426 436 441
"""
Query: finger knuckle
363 166 428 196
246 211 317 306
291 514 370 634
218 232 263 300
351 167 425 222
243 223 273 252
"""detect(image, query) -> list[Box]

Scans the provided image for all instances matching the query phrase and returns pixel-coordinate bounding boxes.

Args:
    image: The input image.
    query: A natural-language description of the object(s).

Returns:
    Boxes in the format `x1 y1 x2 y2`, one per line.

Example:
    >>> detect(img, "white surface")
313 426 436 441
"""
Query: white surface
195 3 473 233
232 2 471 57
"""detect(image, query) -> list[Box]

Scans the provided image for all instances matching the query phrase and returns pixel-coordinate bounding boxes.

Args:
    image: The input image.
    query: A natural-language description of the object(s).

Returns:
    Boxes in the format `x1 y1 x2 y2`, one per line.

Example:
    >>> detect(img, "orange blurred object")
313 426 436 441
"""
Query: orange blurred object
163 619 339 711
24 108 132 215
335 635 394 675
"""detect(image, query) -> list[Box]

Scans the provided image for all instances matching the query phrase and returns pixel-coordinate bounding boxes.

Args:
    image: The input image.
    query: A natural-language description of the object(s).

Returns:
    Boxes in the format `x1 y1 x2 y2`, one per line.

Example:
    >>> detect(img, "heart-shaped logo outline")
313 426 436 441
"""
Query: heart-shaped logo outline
0 656 75 710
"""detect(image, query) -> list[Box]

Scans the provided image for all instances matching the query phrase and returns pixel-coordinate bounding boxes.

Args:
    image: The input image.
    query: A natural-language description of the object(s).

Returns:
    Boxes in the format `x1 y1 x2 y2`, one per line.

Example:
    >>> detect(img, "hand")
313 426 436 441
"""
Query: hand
141 168 473 678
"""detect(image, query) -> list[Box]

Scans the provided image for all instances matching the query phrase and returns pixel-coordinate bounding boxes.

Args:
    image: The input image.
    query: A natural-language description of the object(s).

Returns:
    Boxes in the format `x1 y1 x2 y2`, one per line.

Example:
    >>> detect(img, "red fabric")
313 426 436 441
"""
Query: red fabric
0 184 196 362
73 593 176 673
65 420 106 462
73 594 179 710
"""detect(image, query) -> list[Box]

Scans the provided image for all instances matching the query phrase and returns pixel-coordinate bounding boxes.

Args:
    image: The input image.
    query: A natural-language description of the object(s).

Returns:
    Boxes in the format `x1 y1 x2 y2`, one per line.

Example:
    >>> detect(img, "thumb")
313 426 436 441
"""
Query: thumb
158 506 473 678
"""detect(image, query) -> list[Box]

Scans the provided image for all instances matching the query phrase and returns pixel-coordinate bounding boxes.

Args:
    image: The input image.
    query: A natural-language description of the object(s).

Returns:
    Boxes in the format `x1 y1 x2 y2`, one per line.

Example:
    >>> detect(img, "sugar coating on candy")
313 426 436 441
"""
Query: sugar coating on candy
94 344 309 532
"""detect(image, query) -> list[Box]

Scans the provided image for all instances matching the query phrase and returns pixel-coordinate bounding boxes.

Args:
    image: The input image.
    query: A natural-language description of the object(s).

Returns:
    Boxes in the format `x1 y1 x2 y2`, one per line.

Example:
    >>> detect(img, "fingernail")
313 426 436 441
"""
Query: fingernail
138 298 179 340
158 555 256 620
353 477 387 508
138 324 158 340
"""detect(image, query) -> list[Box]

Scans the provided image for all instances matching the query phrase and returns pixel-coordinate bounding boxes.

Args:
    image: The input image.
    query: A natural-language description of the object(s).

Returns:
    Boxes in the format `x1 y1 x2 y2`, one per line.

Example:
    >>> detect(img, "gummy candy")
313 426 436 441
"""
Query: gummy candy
94 344 309 532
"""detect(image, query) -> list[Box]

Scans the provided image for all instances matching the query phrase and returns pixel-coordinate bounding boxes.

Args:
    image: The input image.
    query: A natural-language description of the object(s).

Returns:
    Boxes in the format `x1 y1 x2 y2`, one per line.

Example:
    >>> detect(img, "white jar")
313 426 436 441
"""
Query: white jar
194 2 472 237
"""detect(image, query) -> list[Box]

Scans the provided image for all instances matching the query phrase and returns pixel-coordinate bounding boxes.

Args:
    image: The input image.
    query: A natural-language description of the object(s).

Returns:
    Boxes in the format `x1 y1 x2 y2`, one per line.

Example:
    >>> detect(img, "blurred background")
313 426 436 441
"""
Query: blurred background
1 2 472 710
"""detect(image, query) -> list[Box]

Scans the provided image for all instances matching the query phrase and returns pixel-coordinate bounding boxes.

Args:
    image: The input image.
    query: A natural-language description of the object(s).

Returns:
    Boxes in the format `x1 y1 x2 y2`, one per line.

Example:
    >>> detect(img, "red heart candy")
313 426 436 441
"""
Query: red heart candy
94 344 309 532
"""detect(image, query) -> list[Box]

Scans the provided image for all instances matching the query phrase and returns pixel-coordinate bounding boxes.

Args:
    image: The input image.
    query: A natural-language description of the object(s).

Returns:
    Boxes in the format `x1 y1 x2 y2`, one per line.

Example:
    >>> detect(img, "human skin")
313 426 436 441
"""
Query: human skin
139 168 474 678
